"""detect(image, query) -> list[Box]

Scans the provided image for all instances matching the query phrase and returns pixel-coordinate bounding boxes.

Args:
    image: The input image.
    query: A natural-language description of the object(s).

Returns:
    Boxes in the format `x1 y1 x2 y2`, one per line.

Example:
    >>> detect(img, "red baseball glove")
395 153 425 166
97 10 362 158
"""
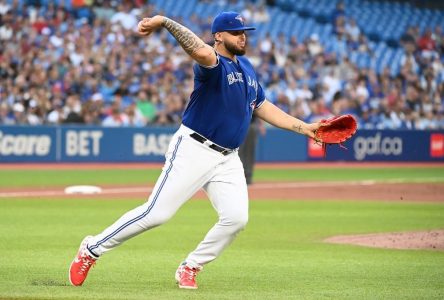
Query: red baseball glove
314 114 357 156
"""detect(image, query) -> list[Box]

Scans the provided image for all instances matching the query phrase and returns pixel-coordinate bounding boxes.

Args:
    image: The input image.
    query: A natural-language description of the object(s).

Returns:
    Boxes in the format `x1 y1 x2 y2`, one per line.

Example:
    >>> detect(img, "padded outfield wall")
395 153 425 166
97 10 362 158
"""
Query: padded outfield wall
0 126 443 162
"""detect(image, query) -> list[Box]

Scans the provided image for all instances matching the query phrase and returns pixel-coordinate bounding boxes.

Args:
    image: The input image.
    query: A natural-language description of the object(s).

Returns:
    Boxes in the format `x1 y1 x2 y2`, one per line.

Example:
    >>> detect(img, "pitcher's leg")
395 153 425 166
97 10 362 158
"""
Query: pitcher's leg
185 154 248 268
86 136 186 256
86 192 179 257
86 133 219 257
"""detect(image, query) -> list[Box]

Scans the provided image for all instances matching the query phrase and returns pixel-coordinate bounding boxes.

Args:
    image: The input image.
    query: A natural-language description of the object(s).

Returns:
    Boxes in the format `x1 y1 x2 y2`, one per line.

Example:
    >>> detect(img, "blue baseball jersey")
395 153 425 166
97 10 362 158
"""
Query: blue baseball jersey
182 53 266 149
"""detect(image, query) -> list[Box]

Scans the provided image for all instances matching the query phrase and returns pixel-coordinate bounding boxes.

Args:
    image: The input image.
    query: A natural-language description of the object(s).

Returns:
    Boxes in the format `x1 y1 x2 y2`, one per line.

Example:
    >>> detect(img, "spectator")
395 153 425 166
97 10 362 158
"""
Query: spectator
0 0 11 15
26 99 43 125
135 90 157 123
307 34 323 57
78 100 100 125
417 28 438 59
0 18 13 40
46 100 65 124
125 102 146 127
0 102 14 124
332 1 345 25
93 0 116 21
151 110 175 125
64 95 83 124
295 82 313 102
333 3 346 37
241 3 253 22
252 5 269 23
416 111 439 129
275 93 291 114
400 50 419 75
284 80 299 105
356 78 370 104
12 102 27 124
110 3 138 31
400 26 417 53
345 18 360 42
433 25 444 54
322 70 342 105
259 32 272 55
102 104 128 127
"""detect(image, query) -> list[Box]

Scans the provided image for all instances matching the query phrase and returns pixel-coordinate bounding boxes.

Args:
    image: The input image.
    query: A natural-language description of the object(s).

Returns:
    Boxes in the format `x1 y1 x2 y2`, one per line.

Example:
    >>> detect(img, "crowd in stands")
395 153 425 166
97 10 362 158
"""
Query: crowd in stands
0 0 443 130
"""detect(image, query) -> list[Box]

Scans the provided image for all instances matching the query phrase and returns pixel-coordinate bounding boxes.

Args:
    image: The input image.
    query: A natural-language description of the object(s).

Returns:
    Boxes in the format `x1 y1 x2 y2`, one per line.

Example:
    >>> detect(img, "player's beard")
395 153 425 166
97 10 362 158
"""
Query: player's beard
224 40 246 56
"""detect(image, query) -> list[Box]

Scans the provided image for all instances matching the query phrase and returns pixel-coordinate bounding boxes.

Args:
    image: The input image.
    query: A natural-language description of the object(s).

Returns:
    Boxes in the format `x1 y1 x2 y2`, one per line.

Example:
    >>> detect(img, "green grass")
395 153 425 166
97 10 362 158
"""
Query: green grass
0 199 443 300
0 169 162 187
1 167 443 187
0 165 443 299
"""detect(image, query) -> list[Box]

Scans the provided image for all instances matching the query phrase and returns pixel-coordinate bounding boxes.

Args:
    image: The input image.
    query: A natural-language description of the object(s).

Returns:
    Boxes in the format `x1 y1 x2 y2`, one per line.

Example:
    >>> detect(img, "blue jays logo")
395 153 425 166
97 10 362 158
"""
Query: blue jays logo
227 72 243 85
250 99 256 110
247 76 258 92
235 15 244 25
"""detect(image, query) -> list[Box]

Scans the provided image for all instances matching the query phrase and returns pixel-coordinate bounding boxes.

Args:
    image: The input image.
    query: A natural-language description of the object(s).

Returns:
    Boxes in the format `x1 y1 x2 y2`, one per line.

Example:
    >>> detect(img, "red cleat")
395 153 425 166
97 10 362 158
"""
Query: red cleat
69 236 97 286
175 263 201 289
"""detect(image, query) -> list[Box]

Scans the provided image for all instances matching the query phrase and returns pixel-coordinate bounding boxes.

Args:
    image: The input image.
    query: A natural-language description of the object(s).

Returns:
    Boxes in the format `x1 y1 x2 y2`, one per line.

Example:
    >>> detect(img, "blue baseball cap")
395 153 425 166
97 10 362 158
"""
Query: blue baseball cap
211 11 255 34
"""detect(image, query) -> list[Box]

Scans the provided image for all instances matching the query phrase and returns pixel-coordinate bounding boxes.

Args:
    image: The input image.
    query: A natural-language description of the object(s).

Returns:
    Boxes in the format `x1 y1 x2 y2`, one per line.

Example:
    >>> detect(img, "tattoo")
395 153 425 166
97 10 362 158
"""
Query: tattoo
293 124 303 133
162 18 206 55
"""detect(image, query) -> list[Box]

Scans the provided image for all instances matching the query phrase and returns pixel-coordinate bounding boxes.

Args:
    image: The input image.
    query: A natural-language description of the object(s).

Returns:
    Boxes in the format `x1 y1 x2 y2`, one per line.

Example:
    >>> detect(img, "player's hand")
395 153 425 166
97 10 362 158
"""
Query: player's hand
304 122 323 141
138 15 164 36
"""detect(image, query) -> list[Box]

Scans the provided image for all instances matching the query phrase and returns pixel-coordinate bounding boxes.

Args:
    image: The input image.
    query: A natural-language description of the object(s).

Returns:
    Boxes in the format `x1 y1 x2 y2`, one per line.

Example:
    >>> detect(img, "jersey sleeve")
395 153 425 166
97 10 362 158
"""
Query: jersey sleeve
193 54 221 81
254 82 266 110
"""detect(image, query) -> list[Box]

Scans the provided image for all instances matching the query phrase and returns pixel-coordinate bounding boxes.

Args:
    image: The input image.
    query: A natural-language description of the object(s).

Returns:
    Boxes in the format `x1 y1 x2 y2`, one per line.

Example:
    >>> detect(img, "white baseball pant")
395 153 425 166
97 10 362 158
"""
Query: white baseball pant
86 125 249 269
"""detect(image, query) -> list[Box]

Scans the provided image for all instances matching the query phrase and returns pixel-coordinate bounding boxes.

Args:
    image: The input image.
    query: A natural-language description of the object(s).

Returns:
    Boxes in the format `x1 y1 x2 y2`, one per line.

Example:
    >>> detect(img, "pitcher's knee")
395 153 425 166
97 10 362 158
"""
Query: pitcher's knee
221 214 248 232
140 212 173 229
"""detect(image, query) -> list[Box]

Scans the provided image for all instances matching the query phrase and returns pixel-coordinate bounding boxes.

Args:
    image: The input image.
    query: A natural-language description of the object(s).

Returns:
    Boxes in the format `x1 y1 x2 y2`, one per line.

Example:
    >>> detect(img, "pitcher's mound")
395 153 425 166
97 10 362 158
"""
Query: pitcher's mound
324 229 444 250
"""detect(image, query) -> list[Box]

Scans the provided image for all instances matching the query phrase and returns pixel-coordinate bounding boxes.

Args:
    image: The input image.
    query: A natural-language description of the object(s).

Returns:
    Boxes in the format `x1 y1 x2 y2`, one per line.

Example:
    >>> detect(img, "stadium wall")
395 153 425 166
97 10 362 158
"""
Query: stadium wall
0 126 443 162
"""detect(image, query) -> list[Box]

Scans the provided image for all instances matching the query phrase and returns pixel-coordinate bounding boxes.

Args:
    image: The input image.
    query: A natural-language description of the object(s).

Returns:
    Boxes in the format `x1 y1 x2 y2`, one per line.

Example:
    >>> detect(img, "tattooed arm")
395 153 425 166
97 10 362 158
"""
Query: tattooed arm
138 15 217 66
254 100 321 139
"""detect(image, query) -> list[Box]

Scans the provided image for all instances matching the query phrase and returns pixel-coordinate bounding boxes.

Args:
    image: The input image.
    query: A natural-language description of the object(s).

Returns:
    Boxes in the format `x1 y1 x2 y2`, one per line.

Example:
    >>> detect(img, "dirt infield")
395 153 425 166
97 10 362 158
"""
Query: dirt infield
325 230 444 250
0 181 443 202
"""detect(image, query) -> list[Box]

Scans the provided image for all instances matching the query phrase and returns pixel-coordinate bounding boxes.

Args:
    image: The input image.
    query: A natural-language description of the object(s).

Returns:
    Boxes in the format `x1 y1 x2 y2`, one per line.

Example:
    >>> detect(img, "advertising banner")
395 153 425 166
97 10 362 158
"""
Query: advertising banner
0 126 177 162
59 127 176 162
0 126 56 162
1 126 443 162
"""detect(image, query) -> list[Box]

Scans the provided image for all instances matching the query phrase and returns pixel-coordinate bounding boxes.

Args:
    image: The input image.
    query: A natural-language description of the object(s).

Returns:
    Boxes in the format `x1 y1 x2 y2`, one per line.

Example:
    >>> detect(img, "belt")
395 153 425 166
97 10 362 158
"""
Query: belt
190 132 235 156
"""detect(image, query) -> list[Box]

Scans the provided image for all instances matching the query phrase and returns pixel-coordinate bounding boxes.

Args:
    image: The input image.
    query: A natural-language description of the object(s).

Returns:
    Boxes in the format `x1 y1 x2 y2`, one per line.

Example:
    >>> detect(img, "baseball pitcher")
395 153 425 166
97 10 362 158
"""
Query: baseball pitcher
69 11 322 289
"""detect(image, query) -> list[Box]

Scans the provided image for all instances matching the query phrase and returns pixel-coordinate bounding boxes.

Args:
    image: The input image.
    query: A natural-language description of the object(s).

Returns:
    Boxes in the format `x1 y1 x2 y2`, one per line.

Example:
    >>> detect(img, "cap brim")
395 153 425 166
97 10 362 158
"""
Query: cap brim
226 26 256 31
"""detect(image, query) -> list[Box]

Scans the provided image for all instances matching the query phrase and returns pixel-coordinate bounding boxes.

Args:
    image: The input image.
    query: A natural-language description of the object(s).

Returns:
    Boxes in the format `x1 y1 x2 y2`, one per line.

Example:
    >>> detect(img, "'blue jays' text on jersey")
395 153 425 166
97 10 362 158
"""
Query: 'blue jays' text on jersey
182 53 266 149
